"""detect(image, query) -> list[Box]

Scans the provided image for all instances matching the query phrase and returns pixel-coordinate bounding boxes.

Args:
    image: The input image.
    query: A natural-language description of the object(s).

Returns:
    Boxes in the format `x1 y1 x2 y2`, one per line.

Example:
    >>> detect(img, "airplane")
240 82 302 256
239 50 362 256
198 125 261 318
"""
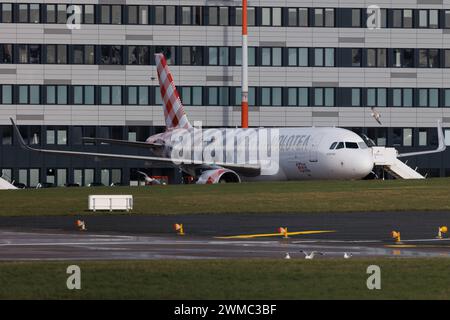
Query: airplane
9 53 447 184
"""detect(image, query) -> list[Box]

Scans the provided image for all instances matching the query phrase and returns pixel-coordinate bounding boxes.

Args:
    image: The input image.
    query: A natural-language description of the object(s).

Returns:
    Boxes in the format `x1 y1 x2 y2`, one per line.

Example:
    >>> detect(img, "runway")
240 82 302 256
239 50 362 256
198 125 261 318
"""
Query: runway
0 212 449 260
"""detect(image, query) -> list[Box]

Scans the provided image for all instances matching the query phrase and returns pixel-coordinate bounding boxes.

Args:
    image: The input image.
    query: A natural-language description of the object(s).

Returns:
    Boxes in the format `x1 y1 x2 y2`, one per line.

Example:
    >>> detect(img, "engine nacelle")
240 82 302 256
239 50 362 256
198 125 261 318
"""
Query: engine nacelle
196 169 241 184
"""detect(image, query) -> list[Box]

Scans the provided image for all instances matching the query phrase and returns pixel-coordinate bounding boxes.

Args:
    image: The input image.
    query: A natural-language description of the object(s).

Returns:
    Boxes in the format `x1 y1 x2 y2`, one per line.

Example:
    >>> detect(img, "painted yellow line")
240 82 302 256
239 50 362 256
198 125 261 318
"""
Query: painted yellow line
215 230 336 239
385 244 450 248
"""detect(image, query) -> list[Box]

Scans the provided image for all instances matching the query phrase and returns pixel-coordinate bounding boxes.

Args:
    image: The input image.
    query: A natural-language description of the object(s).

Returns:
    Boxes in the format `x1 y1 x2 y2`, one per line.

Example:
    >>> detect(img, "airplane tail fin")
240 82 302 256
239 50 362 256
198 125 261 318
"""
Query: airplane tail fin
155 53 192 130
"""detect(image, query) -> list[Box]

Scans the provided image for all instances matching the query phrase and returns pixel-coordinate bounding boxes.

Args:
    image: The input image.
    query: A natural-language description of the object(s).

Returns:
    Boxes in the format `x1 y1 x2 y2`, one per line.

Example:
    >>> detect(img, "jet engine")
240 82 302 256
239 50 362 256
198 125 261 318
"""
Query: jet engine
196 168 241 184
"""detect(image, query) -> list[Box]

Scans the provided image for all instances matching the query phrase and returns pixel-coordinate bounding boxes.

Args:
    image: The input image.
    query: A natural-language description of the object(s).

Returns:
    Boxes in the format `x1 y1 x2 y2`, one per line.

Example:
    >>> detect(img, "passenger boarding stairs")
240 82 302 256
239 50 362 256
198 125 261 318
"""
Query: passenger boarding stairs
372 147 425 179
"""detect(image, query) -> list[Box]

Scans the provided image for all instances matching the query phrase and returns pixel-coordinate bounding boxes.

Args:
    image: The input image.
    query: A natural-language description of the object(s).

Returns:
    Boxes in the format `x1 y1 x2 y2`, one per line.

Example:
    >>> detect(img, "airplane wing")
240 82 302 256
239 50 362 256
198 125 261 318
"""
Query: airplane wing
82 137 163 149
10 118 261 176
397 120 446 158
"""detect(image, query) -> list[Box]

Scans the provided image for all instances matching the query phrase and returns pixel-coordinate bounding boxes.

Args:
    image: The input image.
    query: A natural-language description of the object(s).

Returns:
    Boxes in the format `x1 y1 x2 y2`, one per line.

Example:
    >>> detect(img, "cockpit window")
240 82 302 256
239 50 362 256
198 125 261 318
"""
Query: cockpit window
345 142 359 149
329 142 337 150
358 141 368 149
336 142 344 149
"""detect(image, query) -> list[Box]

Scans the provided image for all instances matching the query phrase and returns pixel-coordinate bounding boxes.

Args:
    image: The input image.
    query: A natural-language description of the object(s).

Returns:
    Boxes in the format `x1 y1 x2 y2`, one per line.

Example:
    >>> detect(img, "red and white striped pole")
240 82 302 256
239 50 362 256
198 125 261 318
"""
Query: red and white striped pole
241 0 249 128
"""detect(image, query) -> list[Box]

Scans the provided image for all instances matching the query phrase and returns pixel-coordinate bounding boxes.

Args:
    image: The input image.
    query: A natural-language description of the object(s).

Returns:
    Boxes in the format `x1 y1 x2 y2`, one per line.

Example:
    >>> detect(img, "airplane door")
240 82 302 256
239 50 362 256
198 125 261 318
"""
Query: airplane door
309 135 323 162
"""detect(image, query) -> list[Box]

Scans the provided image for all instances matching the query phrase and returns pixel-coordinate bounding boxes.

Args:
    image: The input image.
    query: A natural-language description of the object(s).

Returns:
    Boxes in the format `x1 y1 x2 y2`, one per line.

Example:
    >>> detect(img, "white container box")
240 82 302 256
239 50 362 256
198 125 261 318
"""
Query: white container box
88 195 133 212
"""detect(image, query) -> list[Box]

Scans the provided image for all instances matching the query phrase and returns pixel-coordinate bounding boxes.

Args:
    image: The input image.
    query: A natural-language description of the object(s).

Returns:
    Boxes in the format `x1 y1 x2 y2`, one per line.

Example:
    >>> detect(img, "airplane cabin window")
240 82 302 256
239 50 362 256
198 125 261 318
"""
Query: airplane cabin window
336 142 344 149
329 142 337 149
345 142 359 149
358 141 368 149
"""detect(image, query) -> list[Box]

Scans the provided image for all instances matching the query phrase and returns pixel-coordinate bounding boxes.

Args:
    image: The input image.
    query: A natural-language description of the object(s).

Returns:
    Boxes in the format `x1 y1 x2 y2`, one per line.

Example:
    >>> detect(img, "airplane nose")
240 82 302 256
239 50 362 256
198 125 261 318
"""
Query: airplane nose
356 151 374 178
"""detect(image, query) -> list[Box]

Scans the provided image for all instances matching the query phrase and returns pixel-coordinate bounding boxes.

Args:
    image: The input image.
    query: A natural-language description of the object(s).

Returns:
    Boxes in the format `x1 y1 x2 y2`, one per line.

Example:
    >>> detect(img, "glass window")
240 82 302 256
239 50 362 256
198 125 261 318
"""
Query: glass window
325 9 334 27
272 88 282 106
219 87 229 105
19 86 28 104
262 8 271 26
154 6 164 25
403 128 413 147
324 88 334 106
430 10 438 28
261 48 271 66
419 49 428 67
403 10 413 28
351 89 360 106
429 89 438 107
419 89 428 107
46 130 55 144
30 86 39 104
314 48 323 66
100 5 110 24
193 6 203 25
2 85 12 104
209 47 218 65
419 129 427 146
272 48 282 66
30 4 40 23
394 49 401 67
351 9 360 27
299 48 308 66
139 87 148 105
128 6 138 24
111 5 121 24
181 87 191 105
445 89 450 107
85 46 94 64
288 48 297 66
46 45 56 64
351 49 361 67
445 10 450 28
46 4 56 23
299 8 308 27
57 86 67 104
273 8 282 26
403 49 414 67
192 87 202 105
261 88 271 106
429 49 439 68
219 7 228 26
19 4 28 23
367 49 376 67
378 49 387 67
57 5 66 23
377 89 386 107
392 10 402 28
111 86 121 105
1 44 12 63
314 88 323 106
393 89 402 107
219 47 228 66
46 86 56 104
299 88 308 106
288 88 297 106
208 87 218 105
367 89 376 106
181 7 191 25
84 5 95 24
85 86 94 104
288 8 298 26
166 6 176 25
2 3 12 23
57 45 67 64
314 9 324 27
419 10 428 28
208 7 218 25
236 7 255 26
101 86 110 104
404 89 413 107
325 48 334 67
74 86 83 104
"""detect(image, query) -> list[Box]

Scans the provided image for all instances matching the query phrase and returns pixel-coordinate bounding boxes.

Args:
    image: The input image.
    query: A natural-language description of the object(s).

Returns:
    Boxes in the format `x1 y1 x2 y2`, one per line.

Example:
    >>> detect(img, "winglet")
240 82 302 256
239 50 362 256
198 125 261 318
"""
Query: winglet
9 117 30 150
398 119 446 158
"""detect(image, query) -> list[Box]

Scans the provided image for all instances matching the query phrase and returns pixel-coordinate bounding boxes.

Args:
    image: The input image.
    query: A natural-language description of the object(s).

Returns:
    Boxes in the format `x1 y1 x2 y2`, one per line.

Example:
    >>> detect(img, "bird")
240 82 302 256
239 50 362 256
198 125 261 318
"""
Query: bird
344 252 353 259
284 253 291 260
300 250 324 260
370 107 382 125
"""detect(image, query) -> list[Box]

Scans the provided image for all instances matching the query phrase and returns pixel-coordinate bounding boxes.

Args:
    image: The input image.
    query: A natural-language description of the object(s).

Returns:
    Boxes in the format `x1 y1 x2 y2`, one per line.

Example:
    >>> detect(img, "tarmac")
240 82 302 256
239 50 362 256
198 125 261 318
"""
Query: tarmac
0 212 450 260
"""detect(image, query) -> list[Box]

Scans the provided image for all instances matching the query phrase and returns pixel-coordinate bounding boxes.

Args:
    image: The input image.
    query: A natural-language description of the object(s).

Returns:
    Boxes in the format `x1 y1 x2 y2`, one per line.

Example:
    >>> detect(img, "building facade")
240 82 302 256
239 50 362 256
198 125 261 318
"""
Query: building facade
1 0 450 186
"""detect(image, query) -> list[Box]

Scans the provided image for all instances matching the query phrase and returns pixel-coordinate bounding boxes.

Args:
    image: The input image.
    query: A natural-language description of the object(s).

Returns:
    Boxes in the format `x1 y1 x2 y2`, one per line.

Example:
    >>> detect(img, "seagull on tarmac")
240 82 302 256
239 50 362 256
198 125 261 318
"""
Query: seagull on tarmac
371 107 382 125
344 252 353 259
285 253 291 260
300 251 324 260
